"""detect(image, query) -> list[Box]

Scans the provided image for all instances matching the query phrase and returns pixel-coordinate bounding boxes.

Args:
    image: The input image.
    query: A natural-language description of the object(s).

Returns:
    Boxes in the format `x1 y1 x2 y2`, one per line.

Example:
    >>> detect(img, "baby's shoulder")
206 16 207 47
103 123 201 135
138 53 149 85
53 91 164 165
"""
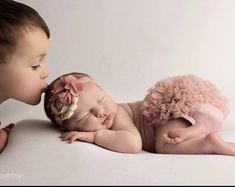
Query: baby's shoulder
118 103 134 121
112 104 140 136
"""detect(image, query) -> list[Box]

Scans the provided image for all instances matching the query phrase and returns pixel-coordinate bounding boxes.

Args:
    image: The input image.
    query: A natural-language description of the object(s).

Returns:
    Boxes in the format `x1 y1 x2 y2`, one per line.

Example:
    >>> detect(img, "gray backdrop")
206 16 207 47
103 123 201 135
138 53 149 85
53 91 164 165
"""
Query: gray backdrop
1 0 235 125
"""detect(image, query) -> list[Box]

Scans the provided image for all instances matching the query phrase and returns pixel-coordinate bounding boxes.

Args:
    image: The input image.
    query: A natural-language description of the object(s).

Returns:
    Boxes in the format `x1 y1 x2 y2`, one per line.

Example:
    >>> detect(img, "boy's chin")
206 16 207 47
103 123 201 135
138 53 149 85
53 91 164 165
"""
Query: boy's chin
26 97 41 105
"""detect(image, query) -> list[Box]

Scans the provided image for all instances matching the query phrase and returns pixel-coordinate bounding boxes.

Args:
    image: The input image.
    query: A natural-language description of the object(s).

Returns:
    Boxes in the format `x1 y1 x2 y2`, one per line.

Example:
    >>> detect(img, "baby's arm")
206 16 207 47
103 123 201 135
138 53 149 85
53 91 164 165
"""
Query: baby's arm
94 129 141 153
60 131 96 144
94 106 142 153
60 106 142 153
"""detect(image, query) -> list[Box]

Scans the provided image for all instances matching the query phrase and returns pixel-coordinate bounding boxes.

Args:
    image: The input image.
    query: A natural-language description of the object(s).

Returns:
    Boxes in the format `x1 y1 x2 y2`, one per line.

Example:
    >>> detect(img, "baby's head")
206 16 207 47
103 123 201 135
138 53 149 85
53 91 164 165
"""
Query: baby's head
44 72 118 132
0 0 50 65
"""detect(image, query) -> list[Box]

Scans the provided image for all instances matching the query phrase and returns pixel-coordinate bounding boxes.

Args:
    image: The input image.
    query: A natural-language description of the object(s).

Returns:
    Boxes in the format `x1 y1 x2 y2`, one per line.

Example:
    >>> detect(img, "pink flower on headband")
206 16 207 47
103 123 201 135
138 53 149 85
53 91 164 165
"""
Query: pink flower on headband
48 75 92 125
52 75 83 105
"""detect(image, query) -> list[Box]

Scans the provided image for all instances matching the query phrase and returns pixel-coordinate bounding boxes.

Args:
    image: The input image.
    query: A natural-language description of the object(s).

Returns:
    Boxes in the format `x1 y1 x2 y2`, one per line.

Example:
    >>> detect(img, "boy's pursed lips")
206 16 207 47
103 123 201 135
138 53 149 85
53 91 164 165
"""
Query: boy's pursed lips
41 86 48 93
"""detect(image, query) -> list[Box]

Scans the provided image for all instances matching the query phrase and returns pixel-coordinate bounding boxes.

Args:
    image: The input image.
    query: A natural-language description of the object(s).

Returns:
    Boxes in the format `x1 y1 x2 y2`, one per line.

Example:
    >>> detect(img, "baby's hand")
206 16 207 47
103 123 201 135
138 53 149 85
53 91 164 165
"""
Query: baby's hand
59 131 96 144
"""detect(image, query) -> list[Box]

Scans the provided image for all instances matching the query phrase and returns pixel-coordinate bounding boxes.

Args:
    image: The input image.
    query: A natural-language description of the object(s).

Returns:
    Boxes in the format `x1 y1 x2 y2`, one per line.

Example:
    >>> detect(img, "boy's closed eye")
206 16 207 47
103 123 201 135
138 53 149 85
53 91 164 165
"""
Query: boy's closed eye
31 55 47 70
31 64 41 70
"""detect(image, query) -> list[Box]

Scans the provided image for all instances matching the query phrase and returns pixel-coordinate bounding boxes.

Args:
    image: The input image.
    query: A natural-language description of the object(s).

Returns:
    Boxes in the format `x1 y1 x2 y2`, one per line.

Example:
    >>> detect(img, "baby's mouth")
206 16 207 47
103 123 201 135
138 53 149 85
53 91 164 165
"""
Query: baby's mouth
102 114 110 125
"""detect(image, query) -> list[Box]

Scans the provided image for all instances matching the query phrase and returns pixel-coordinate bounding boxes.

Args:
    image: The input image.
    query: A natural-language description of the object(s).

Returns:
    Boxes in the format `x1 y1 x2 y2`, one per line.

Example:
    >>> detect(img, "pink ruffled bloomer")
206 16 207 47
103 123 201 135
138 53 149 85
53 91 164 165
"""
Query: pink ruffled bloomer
141 74 229 126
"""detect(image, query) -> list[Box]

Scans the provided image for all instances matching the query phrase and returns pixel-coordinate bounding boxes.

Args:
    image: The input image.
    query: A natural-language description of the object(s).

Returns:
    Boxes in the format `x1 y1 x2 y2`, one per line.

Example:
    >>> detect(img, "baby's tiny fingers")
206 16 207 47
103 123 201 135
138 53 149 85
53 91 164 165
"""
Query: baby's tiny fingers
61 132 78 140
59 133 66 138
162 133 171 141
163 133 176 144
61 135 70 141
69 136 79 143
175 137 183 144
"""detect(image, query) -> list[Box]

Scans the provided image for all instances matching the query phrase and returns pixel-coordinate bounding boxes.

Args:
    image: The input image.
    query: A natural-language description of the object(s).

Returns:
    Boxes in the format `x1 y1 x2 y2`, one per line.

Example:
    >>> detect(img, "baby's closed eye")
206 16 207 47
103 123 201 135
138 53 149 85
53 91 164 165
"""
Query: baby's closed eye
76 113 89 123
98 95 105 103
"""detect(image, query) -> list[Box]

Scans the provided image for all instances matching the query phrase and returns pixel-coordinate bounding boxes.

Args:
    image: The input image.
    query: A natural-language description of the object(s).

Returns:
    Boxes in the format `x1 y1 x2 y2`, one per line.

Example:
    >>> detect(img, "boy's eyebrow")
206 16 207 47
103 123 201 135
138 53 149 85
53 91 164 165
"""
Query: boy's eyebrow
37 53 47 58
32 53 47 60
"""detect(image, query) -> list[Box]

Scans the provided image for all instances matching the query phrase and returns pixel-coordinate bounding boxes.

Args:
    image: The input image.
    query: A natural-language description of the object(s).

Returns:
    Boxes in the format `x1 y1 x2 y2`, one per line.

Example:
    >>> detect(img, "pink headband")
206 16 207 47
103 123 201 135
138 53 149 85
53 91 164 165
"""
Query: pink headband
48 75 92 125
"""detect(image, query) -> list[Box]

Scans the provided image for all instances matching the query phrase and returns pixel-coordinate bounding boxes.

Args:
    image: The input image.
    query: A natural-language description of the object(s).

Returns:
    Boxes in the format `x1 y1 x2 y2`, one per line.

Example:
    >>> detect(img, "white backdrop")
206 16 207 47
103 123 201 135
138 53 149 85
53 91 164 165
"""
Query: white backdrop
1 0 235 125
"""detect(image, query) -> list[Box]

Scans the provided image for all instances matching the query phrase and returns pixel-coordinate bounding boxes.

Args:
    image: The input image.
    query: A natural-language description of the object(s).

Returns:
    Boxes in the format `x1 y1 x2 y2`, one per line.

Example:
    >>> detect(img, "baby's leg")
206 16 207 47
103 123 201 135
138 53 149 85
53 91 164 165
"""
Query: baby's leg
156 122 235 156
163 118 206 144
157 133 235 156
165 104 224 143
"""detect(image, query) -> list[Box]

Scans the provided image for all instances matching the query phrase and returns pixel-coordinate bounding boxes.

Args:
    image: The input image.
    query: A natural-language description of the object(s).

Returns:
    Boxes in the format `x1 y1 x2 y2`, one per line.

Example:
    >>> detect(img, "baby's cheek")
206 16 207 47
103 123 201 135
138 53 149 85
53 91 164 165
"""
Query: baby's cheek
86 120 102 131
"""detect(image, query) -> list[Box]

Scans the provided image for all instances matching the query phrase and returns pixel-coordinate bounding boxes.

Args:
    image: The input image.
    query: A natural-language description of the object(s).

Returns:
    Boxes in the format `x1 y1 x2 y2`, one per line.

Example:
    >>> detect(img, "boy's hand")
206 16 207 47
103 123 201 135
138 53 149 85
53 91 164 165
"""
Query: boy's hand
3 123 15 134
0 123 15 153
59 131 96 144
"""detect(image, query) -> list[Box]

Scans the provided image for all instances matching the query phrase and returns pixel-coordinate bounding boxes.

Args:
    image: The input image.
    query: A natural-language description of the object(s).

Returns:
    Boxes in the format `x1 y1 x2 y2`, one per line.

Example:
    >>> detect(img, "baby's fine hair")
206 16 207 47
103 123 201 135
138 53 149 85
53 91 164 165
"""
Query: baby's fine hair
44 72 92 128
0 0 50 64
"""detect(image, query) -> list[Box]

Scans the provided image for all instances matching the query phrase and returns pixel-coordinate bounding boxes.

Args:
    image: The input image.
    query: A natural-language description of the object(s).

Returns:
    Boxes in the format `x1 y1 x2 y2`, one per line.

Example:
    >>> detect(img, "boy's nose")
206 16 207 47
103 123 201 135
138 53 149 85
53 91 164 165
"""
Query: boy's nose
41 67 48 79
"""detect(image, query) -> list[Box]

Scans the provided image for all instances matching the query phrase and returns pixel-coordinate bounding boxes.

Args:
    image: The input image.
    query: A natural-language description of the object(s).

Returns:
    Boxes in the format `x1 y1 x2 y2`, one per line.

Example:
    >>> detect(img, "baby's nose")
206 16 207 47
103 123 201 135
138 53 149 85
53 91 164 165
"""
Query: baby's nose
98 113 107 118
91 107 106 118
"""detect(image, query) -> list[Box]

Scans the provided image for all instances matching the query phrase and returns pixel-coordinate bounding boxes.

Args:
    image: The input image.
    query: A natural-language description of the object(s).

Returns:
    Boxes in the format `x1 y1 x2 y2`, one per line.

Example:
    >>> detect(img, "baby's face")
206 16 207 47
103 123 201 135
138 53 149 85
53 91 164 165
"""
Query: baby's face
61 82 118 132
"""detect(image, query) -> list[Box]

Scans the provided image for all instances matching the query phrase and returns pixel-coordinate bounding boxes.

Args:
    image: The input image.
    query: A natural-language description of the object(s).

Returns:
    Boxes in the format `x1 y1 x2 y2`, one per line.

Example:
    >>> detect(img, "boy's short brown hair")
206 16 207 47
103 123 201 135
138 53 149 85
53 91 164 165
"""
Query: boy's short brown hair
0 0 50 64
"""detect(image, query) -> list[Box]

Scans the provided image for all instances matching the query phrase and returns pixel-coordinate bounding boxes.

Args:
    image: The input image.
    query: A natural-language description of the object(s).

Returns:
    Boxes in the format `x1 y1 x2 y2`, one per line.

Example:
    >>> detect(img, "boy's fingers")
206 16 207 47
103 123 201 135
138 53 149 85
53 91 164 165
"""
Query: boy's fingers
3 123 15 134
5 123 15 130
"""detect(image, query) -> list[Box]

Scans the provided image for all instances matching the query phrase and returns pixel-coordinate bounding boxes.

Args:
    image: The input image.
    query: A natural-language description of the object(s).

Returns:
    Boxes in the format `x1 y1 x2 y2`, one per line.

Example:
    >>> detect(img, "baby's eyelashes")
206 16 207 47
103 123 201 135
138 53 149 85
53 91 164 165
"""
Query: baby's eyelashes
98 96 105 103
75 95 106 123
76 113 89 123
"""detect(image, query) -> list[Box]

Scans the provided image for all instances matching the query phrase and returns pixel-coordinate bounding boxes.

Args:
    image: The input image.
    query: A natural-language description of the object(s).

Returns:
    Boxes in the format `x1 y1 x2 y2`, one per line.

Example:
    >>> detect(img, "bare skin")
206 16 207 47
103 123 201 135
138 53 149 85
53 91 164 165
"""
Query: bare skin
0 123 15 153
0 28 49 154
49 74 235 156
60 105 142 153
59 83 142 154
163 104 224 143
155 118 235 156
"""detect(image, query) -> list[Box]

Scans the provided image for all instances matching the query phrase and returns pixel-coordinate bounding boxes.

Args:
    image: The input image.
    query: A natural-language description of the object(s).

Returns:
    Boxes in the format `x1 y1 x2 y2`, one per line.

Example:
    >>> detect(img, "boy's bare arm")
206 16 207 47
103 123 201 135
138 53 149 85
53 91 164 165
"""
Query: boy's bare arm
0 123 15 153
0 130 8 153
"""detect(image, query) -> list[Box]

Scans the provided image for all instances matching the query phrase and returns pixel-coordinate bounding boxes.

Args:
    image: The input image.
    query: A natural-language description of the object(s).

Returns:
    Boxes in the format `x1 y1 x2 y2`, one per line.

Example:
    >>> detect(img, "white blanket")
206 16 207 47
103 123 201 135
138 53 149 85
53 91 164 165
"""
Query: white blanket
1 119 235 185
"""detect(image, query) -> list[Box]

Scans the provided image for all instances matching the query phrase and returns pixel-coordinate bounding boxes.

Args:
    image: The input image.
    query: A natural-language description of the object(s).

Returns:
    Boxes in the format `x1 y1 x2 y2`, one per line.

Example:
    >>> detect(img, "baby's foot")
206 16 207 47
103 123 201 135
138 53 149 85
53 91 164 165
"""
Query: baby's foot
165 128 189 144
167 124 208 144
162 133 181 144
